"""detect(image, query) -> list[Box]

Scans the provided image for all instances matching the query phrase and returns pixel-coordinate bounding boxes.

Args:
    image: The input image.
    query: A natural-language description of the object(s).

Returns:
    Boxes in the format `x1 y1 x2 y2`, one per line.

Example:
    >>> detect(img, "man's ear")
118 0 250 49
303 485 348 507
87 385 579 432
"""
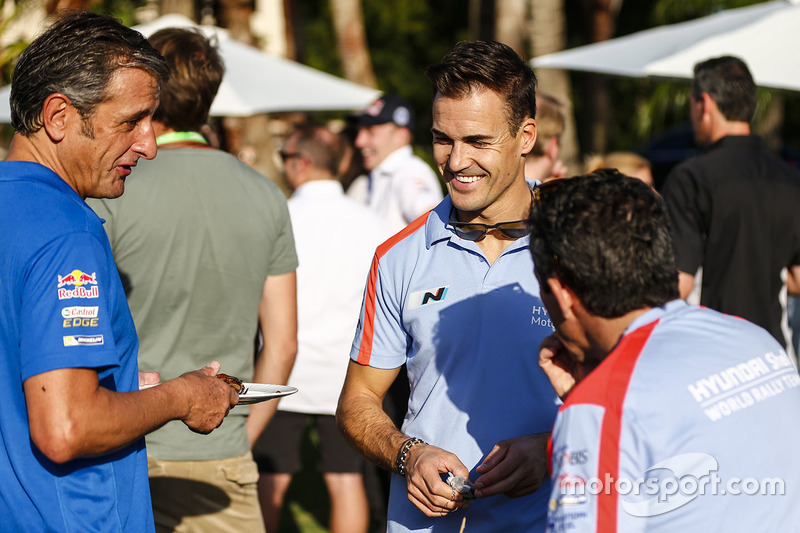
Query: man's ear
699 92 718 120
41 93 72 142
547 277 576 321
520 118 537 156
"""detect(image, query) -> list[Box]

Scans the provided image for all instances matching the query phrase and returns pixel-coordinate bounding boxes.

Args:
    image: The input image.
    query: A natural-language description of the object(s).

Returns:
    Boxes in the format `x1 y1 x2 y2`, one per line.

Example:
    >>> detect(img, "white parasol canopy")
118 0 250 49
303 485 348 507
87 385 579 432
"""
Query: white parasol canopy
531 0 800 91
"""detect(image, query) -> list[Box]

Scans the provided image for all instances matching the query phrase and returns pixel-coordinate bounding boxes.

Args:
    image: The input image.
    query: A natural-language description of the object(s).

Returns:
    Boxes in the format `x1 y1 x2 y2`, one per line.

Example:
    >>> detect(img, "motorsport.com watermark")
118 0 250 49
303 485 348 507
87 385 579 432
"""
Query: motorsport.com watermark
556 453 785 517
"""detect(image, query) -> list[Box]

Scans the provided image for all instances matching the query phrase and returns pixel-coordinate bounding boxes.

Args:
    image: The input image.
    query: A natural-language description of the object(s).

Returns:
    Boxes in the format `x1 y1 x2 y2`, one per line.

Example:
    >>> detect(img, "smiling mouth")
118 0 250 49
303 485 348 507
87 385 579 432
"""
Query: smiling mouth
454 175 483 183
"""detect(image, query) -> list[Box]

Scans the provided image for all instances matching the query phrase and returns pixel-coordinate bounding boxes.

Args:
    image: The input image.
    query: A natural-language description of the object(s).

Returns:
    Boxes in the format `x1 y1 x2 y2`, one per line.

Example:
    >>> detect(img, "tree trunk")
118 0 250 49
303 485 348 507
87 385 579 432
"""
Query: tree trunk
583 0 622 154
495 0 526 56
529 0 581 174
329 0 377 88
157 0 194 20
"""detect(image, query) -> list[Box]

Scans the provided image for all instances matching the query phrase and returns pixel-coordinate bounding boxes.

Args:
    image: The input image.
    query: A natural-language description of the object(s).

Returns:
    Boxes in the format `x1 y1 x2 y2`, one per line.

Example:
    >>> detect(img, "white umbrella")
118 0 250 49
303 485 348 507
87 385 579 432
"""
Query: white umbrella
531 0 800 91
0 13 380 121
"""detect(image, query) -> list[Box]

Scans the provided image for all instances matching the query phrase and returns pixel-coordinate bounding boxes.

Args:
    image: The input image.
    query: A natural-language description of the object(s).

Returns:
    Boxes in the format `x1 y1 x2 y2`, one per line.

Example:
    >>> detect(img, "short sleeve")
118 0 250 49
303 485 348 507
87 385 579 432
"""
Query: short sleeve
350 256 408 370
20 232 122 380
661 166 704 275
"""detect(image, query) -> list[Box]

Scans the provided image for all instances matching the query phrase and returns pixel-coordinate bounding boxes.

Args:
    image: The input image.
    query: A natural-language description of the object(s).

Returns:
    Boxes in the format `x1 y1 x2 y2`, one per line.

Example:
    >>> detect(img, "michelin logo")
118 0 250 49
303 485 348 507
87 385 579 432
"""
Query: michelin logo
63 335 104 347
408 286 450 310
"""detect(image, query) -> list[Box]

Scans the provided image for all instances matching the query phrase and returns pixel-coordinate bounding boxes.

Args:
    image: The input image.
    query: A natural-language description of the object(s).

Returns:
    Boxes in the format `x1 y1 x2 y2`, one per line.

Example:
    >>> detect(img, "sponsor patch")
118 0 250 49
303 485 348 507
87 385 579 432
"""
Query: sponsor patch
57 269 98 287
63 318 99 328
63 335 104 347
58 286 99 300
57 269 99 300
61 306 99 319
408 285 450 310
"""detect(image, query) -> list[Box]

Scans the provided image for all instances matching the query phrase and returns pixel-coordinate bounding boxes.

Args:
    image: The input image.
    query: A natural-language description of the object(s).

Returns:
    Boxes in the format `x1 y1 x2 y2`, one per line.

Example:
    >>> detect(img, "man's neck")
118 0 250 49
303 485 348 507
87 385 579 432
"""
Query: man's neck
458 176 532 264
5 132 82 196
709 120 750 145
582 307 652 362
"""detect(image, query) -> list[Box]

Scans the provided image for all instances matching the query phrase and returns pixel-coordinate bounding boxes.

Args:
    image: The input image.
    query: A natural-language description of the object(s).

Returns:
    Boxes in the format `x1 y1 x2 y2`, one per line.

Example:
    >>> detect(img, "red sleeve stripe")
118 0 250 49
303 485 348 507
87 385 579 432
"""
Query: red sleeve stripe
595 320 658 533
564 319 659 532
356 211 432 365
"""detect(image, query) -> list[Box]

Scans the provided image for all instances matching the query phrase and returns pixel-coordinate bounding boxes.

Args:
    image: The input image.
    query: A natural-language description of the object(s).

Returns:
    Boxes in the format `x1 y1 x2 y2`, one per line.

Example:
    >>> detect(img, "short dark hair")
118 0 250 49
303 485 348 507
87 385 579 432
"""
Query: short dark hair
148 27 225 131
528 169 679 318
426 40 537 134
290 123 347 177
11 11 169 136
692 55 756 123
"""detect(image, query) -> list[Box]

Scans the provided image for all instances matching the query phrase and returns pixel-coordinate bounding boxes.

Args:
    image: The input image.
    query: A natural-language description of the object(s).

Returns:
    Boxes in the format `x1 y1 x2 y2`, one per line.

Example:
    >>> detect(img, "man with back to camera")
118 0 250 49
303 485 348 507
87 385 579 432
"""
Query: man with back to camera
348 94 444 233
89 27 298 532
661 55 800 353
336 40 559 532
529 170 800 531
0 12 238 532
254 123 391 533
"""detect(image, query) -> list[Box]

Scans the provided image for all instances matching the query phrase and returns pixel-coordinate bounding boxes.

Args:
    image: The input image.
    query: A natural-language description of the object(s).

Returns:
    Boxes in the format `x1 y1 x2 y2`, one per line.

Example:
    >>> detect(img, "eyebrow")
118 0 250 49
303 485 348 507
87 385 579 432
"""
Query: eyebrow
431 128 494 143
121 108 154 124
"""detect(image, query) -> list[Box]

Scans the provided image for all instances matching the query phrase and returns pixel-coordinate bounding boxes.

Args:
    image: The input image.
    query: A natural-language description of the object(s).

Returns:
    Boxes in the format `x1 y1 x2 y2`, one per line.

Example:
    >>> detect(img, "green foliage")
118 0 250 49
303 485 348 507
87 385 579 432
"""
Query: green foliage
93 0 148 27
652 0 764 25
296 0 469 166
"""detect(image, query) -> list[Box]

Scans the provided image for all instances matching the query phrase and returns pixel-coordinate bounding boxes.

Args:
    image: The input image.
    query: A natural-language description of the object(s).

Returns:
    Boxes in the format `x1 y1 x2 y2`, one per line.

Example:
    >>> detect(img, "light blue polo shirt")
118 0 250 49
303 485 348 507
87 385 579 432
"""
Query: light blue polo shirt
351 194 559 532
547 300 800 532
0 162 153 532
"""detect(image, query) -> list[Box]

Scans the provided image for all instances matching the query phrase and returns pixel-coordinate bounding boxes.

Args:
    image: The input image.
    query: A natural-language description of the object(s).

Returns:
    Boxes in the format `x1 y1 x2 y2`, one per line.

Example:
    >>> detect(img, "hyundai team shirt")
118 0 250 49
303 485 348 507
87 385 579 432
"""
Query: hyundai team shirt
350 193 559 532
0 162 153 532
547 299 800 532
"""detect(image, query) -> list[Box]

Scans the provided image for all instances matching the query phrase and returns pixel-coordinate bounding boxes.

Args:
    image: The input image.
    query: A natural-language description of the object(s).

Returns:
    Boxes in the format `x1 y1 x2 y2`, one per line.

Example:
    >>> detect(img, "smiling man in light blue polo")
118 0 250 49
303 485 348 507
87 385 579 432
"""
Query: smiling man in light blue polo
337 41 559 532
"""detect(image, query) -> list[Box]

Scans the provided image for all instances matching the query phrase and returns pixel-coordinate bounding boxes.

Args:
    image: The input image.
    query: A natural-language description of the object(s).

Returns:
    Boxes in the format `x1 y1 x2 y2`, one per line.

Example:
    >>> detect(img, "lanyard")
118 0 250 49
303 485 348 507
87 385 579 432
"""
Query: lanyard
155 131 208 146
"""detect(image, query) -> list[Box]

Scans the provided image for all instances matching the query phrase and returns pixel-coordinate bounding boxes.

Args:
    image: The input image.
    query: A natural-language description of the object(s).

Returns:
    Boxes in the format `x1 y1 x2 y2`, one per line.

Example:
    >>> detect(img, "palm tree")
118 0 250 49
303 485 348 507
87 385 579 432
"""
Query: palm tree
330 0 376 88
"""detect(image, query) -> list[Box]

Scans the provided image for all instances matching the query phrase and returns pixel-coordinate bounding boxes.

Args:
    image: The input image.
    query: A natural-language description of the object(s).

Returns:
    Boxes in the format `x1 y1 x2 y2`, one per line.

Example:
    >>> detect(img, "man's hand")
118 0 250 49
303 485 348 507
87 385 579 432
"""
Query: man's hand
176 361 239 434
404 443 472 517
473 434 549 498
539 334 583 400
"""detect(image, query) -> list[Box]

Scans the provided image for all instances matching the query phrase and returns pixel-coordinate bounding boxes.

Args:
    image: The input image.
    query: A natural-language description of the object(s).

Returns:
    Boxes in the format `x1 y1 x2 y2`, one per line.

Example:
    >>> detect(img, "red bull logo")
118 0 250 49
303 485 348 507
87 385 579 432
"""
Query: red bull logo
58 269 97 288
57 269 99 300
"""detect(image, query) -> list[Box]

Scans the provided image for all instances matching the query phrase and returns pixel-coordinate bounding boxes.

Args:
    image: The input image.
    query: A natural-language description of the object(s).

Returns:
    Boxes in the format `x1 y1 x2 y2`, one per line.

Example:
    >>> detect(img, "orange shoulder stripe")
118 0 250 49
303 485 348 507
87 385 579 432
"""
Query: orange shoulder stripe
356 211 432 365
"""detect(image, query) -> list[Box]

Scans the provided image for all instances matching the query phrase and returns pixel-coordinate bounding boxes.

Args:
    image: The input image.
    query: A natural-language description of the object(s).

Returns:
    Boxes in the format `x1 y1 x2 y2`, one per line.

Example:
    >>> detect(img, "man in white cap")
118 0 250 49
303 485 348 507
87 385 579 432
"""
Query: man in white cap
349 94 443 233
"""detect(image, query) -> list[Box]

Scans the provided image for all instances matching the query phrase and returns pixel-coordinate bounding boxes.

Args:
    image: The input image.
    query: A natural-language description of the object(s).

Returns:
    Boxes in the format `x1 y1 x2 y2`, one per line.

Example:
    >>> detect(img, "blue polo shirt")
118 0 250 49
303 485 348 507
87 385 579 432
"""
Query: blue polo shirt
547 300 800 532
351 194 559 532
0 162 153 531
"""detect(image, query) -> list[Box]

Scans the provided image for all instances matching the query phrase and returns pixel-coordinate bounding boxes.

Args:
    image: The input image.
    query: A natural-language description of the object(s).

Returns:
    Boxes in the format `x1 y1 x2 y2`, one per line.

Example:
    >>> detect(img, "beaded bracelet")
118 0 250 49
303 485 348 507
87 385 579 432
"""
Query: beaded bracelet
395 437 426 477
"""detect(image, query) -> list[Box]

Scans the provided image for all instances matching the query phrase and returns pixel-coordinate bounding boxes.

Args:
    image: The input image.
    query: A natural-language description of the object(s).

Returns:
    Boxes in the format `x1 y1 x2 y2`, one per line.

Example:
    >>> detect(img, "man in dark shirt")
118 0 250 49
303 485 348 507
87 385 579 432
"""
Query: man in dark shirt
662 55 800 350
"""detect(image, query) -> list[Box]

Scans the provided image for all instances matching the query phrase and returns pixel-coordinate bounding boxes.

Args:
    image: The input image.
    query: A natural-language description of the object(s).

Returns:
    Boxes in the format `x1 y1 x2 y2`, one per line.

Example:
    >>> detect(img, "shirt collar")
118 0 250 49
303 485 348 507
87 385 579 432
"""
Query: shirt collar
372 145 414 176
291 179 344 198
623 299 687 335
0 160 102 218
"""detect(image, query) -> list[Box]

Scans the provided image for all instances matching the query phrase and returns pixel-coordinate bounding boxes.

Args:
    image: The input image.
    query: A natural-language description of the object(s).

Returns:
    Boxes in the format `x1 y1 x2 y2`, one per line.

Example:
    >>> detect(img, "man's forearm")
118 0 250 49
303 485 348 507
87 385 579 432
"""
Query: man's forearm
336 387 409 473
25 366 233 464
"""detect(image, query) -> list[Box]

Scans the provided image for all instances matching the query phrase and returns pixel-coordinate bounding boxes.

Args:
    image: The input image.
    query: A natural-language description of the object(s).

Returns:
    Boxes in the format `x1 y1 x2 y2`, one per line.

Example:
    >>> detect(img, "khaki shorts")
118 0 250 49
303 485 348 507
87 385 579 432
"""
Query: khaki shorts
148 451 265 533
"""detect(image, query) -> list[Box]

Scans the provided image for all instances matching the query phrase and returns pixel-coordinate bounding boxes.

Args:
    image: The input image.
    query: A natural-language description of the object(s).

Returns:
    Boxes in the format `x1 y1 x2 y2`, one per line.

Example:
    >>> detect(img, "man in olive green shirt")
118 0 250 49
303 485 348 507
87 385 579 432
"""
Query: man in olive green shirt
89 28 298 532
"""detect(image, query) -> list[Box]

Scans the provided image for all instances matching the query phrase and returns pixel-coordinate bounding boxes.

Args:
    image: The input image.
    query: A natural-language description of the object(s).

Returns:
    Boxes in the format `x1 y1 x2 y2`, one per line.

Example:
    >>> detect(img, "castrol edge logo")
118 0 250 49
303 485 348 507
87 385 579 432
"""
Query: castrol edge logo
61 306 99 319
